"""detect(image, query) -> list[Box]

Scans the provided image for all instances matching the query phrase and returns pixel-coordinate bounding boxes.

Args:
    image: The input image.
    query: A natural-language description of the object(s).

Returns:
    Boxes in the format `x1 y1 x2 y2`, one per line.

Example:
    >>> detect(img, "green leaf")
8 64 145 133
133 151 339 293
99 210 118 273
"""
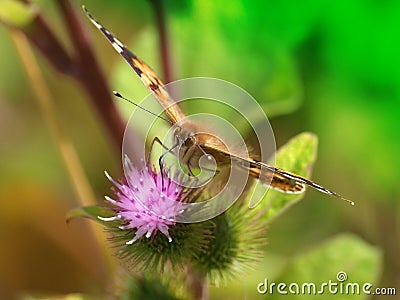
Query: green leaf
248 132 318 221
268 234 382 300
0 0 37 27
66 205 115 226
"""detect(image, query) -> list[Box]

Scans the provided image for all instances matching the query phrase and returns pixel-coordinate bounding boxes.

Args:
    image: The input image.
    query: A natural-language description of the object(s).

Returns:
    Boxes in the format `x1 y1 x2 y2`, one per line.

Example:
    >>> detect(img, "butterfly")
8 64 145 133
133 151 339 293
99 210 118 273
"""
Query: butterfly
83 6 353 205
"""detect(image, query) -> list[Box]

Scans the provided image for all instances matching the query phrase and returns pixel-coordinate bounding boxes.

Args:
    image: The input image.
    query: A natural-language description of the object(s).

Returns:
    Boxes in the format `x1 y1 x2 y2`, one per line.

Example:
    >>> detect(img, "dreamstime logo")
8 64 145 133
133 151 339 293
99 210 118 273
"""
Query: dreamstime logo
257 271 397 296
122 77 276 223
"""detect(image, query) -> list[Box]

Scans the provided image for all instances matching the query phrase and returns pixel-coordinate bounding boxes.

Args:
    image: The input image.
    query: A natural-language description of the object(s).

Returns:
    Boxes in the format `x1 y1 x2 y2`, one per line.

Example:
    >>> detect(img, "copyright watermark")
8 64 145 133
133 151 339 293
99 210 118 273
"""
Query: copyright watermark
257 271 396 296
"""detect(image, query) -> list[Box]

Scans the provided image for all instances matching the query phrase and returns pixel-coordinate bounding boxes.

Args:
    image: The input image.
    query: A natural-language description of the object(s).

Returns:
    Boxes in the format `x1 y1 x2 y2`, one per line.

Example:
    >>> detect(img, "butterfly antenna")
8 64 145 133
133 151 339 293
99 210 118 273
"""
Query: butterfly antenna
113 91 175 126
330 192 355 206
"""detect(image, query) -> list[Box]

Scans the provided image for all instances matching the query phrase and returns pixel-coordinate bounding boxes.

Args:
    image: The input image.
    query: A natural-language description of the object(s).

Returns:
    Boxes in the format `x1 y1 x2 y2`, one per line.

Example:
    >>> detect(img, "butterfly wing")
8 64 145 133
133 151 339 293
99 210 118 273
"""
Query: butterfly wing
83 6 186 124
202 142 350 199
84 7 353 205
246 157 351 200
247 163 305 194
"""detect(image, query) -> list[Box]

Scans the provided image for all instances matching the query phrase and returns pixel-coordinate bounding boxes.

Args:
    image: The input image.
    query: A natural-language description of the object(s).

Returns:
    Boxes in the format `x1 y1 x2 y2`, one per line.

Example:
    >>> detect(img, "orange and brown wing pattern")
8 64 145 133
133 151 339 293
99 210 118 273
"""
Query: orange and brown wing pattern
84 7 353 205
83 6 186 124
217 147 349 199
251 159 351 199
247 164 305 194
201 139 305 194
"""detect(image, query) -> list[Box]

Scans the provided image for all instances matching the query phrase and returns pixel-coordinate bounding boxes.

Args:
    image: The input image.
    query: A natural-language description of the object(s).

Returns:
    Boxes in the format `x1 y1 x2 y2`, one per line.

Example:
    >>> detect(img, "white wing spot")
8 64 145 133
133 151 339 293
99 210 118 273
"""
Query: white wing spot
113 37 124 48
87 16 102 30
112 42 123 53
94 22 102 30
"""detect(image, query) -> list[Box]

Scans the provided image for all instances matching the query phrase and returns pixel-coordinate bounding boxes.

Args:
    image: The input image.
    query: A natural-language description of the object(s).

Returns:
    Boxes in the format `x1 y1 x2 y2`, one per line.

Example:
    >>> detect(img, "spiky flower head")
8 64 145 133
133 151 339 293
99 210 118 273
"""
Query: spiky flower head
99 157 186 244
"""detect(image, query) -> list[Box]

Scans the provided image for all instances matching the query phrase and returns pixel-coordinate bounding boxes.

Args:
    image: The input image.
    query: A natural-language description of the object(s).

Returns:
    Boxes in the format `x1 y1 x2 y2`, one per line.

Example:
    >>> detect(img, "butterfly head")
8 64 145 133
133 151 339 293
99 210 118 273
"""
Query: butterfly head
172 122 215 168
185 134 197 148
174 126 197 150
173 120 195 144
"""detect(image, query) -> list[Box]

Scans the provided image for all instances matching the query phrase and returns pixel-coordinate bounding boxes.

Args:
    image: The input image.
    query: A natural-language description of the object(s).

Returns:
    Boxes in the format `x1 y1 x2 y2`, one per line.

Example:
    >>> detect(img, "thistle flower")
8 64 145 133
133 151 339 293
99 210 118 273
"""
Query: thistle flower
99 157 185 244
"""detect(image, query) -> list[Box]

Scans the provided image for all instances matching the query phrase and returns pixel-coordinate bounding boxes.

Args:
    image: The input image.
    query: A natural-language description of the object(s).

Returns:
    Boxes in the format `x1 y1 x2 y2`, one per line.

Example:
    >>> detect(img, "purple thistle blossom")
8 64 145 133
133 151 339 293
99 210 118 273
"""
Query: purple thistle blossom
99 157 186 244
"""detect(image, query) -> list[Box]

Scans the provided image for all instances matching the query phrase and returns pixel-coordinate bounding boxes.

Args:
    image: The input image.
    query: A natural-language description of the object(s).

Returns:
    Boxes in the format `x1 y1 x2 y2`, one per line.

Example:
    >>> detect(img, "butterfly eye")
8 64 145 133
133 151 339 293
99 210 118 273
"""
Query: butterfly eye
185 134 197 146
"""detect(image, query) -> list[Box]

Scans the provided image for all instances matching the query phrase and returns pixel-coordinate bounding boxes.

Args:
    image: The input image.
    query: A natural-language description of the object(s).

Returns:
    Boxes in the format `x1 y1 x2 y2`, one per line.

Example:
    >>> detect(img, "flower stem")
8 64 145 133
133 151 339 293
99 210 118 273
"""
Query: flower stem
150 0 173 83
186 268 208 300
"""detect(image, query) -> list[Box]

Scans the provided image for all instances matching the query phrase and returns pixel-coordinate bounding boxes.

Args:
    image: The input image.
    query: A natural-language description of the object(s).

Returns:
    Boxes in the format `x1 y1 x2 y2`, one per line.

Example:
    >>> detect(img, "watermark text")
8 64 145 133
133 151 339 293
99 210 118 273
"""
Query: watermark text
257 271 396 296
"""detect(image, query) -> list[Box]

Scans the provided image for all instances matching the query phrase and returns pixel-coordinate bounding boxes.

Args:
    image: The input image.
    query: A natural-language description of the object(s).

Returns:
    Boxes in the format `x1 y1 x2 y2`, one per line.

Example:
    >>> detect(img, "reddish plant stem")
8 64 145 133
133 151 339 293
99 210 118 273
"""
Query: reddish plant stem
150 0 173 83
24 13 76 75
20 0 126 153
56 0 125 152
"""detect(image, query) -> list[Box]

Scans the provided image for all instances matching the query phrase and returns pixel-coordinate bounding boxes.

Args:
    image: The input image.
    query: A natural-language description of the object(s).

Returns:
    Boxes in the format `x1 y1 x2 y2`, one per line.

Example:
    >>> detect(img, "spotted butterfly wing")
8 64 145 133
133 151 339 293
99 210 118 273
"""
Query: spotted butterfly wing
83 7 353 204
83 6 185 124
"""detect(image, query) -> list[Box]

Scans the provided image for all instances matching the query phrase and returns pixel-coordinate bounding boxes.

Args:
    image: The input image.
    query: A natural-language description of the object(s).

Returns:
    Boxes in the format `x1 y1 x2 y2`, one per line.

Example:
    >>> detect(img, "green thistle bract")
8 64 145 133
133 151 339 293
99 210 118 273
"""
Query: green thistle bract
194 201 268 286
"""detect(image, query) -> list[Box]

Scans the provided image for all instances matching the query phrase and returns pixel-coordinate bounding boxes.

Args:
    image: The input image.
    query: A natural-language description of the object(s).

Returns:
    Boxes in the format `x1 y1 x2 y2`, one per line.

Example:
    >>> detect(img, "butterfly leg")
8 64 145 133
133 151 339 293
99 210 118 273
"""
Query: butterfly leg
158 142 179 170
186 163 196 177
159 142 181 189
149 137 180 189
147 137 170 167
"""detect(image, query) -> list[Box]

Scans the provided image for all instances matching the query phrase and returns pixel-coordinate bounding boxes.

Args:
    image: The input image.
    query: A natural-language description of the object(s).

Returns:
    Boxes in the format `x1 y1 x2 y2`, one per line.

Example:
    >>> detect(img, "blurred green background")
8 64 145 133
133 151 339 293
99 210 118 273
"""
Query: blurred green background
0 0 399 299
